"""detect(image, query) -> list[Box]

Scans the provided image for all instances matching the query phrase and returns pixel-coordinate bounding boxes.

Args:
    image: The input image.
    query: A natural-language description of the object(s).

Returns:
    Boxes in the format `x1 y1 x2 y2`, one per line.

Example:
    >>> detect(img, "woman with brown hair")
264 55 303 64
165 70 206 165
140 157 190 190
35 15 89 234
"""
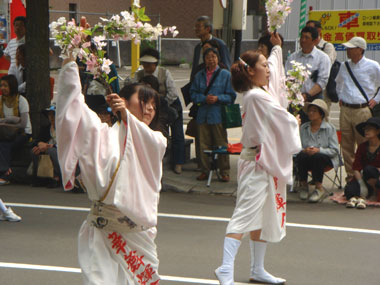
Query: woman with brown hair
215 47 301 284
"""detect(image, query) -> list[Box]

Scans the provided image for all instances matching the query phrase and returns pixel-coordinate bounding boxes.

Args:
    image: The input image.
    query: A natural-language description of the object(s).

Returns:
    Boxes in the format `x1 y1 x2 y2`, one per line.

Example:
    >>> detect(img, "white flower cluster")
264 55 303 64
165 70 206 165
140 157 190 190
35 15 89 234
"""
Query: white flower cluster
265 0 293 33
286 60 311 110
49 8 178 85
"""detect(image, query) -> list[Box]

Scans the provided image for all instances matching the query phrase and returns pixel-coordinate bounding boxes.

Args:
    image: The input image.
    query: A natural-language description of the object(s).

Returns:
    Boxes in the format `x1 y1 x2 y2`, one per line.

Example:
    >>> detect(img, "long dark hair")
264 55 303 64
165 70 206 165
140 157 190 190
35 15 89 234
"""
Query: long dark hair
119 83 160 130
1 74 19 96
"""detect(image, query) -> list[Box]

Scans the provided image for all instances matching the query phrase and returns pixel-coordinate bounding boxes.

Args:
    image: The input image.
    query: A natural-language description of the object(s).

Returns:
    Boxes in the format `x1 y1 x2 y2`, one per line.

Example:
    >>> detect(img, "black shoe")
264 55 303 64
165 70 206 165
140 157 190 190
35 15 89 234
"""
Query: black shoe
31 178 48 187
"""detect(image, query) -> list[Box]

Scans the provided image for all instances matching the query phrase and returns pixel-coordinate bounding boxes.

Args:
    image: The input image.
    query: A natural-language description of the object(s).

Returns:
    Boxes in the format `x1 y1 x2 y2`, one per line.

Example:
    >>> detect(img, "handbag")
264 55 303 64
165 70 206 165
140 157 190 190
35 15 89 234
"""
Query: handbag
185 118 198 137
0 126 21 141
221 103 242 129
37 154 54 178
345 61 373 116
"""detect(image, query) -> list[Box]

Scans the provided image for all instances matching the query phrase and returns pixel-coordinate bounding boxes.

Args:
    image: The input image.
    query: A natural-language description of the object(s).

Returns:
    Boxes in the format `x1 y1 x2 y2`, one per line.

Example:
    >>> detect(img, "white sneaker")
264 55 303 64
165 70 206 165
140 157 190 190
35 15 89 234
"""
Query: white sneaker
1 207 21 222
308 188 325 203
356 198 366 209
346 197 358 208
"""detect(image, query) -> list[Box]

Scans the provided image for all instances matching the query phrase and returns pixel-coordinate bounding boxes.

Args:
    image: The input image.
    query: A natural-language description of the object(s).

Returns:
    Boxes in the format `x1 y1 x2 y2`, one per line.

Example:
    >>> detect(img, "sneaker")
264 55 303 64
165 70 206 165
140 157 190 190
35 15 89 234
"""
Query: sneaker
0 179 10 186
346 197 358 208
299 189 309 200
1 207 21 222
356 198 366 209
308 188 325 203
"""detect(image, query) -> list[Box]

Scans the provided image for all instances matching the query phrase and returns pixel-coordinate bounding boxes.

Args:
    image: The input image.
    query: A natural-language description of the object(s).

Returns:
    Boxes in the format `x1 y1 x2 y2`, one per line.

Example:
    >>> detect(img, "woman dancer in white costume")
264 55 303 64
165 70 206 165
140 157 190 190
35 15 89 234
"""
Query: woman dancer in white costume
215 33 301 285
56 51 166 284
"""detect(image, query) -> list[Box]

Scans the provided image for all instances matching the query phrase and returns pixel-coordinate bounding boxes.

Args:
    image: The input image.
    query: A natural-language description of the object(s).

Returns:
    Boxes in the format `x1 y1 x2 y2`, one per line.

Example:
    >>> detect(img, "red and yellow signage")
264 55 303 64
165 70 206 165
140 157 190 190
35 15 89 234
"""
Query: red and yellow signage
309 9 380 50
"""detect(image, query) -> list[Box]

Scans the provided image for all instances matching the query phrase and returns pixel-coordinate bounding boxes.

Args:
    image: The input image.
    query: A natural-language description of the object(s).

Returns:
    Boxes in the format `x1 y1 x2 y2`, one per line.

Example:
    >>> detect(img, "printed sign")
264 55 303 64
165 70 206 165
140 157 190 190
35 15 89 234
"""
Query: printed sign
309 9 380 51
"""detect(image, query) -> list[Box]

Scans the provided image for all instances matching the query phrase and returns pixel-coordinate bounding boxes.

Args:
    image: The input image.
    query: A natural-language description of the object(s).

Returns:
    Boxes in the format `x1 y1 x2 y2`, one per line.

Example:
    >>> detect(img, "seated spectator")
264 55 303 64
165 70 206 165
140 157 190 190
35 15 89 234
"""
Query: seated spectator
30 105 60 188
0 74 32 185
296 99 339 202
134 48 185 174
14 44 25 94
345 117 380 209
190 47 236 182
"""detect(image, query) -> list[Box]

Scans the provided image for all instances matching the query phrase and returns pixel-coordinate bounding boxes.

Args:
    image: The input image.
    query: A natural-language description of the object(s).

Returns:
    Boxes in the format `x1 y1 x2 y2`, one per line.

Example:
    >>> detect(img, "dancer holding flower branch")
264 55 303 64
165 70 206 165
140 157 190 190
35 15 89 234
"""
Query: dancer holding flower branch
53 9 177 284
214 1 301 284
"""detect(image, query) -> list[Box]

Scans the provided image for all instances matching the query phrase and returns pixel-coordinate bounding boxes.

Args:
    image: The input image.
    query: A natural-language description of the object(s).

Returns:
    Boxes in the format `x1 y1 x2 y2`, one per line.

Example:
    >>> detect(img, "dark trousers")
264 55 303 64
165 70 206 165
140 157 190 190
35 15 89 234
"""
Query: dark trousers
344 165 379 199
296 152 333 183
170 98 185 165
0 134 29 178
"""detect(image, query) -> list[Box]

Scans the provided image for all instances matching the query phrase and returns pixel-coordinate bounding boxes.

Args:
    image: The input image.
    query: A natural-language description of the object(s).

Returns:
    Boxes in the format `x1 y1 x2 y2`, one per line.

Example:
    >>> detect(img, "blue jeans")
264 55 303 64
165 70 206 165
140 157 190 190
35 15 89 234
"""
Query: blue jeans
170 99 185 165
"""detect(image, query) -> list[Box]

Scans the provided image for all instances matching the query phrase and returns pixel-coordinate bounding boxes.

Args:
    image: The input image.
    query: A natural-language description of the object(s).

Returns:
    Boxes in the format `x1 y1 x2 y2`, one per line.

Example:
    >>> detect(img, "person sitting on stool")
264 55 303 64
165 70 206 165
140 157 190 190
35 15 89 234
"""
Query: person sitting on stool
296 99 340 202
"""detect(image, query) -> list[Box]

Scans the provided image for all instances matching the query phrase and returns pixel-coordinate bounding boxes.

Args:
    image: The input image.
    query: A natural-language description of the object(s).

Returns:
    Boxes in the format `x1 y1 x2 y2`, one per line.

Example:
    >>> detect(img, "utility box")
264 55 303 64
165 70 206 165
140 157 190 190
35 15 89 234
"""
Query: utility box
213 0 247 30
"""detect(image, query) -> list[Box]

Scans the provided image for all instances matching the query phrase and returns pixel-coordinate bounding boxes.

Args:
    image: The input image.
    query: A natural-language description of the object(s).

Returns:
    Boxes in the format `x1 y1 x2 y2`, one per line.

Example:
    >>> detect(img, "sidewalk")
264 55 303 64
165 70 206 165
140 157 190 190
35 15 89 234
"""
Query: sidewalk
161 140 346 204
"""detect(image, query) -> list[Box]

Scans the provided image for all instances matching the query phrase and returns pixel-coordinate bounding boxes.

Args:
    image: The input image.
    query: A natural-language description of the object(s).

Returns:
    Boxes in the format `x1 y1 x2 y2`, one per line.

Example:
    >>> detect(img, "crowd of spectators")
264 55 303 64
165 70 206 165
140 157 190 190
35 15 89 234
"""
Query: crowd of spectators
1 13 380 226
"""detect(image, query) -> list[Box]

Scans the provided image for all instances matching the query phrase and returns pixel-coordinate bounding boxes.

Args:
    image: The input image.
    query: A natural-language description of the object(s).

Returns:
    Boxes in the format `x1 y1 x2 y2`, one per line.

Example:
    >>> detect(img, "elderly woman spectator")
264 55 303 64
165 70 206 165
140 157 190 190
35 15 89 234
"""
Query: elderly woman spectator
345 117 380 209
296 99 340 202
134 48 185 174
190 47 236 182
0 74 32 185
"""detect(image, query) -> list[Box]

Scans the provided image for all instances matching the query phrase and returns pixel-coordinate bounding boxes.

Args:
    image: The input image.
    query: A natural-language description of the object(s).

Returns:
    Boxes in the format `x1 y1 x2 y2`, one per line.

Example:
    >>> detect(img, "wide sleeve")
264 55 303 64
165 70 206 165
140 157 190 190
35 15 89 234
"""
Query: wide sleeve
267 45 288 108
242 89 302 183
56 61 121 193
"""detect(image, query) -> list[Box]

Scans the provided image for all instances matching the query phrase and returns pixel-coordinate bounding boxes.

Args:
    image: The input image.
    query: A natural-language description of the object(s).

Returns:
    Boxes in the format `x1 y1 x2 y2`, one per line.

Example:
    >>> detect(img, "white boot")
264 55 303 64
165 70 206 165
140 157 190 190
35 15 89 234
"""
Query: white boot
250 241 286 284
249 239 255 278
215 237 241 285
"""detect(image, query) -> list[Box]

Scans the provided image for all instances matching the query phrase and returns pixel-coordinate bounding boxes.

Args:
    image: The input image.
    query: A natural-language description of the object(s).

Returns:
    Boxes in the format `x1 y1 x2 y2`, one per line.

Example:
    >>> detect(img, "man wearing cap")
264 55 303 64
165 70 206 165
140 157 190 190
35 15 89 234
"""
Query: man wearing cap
134 48 185 175
285 26 331 122
336 36 380 182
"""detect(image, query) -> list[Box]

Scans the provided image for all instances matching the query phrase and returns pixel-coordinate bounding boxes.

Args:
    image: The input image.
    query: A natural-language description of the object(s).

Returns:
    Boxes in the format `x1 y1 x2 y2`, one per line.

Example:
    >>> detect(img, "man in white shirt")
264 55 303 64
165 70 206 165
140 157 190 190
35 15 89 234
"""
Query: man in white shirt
336 37 380 181
285 26 331 122
4 16 26 76
306 20 337 112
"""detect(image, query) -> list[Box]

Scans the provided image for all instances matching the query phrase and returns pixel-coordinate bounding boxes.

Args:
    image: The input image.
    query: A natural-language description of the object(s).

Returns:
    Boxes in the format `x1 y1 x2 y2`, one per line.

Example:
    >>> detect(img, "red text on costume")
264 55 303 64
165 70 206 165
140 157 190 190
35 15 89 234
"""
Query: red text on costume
108 232 160 284
137 264 156 285
281 212 286 228
275 193 286 211
109 232 127 254
273 177 278 190
125 250 145 274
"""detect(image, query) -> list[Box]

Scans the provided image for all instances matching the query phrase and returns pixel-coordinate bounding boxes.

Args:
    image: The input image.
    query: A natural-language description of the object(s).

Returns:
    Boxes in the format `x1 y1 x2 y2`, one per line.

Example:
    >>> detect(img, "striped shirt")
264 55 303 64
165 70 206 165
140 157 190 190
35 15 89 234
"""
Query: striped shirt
4 36 25 75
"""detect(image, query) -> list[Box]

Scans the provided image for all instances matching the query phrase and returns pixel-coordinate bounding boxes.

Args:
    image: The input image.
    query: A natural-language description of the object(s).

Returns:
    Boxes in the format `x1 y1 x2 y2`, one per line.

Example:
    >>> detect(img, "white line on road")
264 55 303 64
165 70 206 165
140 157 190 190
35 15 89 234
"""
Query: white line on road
6 202 380 235
0 262 222 284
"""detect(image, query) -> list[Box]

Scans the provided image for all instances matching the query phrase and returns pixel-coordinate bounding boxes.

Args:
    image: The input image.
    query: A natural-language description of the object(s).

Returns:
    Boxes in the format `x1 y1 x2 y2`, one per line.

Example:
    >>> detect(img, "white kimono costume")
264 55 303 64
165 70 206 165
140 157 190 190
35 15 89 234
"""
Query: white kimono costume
56 62 166 284
226 87 301 242
267 45 289 109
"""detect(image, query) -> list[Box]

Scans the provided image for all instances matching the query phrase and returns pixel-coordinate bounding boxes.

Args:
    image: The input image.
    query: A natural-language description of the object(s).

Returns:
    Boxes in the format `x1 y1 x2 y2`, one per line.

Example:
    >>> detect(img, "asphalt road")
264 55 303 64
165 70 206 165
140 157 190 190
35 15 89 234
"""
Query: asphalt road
1 184 380 285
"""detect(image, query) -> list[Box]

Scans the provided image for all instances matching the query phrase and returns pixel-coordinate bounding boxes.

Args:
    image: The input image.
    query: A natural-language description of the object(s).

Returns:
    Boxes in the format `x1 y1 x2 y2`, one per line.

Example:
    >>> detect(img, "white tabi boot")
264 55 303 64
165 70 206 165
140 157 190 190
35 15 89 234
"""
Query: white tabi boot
215 237 241 285
249 241 286 284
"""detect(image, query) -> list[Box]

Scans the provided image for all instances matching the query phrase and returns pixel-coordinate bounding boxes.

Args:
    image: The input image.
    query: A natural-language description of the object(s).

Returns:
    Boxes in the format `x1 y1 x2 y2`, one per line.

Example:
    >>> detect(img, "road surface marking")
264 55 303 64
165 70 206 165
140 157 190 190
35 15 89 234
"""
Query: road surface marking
5 202 380 235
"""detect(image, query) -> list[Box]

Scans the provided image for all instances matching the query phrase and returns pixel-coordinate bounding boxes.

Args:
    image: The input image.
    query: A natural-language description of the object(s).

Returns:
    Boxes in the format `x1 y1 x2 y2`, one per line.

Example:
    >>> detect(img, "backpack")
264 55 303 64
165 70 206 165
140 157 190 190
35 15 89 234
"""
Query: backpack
320 42 340 103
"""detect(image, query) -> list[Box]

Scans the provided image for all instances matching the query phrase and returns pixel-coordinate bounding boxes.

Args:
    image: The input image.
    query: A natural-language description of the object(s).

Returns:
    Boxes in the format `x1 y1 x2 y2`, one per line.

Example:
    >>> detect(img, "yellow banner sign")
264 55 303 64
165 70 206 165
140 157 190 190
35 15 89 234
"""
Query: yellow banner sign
309 9 380 50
